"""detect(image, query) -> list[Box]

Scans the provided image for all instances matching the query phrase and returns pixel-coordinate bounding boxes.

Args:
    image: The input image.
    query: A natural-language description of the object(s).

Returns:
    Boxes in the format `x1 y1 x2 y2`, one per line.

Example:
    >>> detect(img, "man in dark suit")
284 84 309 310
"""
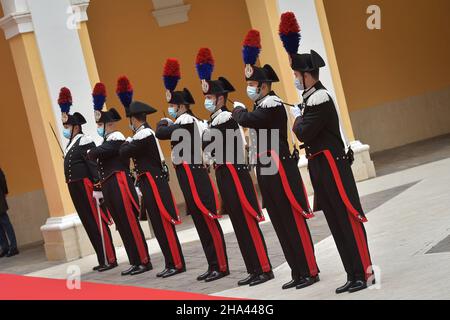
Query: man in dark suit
0 167 19 258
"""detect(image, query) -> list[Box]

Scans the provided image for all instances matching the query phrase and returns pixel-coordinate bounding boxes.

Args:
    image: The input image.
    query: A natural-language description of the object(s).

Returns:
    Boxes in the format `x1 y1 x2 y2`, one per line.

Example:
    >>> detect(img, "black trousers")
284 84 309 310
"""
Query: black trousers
102 172 150 266
0 212 17 251
176 164 228 273
68 179 116 266
309 155 372 281
257 160 318 279
216 165 271 275
138 173 185 270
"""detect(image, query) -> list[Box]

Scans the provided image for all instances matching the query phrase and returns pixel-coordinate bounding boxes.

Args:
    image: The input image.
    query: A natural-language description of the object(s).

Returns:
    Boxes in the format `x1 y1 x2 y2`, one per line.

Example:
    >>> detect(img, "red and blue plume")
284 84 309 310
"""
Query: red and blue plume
92 82 107 111
242 29 261 65
196 48 214 81
279 12 301 55
116 76 133 108
163 58 181 91
58 87 72 113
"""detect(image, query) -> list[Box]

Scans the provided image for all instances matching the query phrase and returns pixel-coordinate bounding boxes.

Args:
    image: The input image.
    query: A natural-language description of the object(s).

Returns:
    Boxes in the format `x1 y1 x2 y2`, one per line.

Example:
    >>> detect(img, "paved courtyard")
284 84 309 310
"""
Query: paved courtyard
1 135 449 299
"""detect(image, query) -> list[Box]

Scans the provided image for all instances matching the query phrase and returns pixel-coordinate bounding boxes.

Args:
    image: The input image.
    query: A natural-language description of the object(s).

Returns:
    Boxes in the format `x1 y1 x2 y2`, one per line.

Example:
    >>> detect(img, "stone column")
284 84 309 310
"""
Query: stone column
0 0 97 261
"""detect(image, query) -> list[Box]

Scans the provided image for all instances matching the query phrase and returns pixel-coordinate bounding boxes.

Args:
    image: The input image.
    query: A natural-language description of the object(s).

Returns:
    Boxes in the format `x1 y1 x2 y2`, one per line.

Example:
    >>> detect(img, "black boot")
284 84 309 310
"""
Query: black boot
238 274 257 286
121 265 139 276
162 267 186 278
98 262 118 272
197 269 212 281
249 271 275 287
6 248 19 257
205 270 230 282
157 268 169 278
348 280 367 293
296 275 320 290
336 281 354 294
130 263 153 276
0 249 8 258
282 277 302 290
93 265 104 271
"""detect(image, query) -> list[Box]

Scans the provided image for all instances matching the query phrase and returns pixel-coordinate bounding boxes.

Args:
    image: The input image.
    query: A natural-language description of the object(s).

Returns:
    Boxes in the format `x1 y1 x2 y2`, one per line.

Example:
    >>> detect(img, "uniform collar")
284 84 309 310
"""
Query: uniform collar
65 133 83 155
302 81 325 101
210 106 228 121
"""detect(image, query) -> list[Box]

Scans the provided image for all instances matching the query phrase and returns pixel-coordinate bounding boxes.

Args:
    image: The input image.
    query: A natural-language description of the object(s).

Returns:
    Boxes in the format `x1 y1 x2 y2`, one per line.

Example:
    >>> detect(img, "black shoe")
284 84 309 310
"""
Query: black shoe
162 267 186 278
336 281 354 294
197 269 212 281
0 250 9 258
98 262 118 272
238 274 257 286
121 265 139 276
93 265 104 271
6 248 19 257
130 263 153 276
348 280 367 293
249 271 275 287
205 270 230 282
296 275 320 290
282 278 302 290
157 268 169 278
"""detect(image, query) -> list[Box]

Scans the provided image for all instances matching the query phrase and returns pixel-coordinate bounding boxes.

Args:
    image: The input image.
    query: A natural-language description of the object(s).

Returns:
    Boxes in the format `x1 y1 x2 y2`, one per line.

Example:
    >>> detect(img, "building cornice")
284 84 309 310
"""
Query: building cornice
152 0 191 27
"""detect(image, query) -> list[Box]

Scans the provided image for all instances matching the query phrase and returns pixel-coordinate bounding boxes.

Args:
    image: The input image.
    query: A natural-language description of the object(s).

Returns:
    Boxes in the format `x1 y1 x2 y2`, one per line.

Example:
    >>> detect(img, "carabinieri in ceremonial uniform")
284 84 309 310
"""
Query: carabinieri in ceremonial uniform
195 48 273 286
232 29 319 290
58 87 117 272
156 59 229 283
117 76 186 278
280 12 373 294
87 83 152 276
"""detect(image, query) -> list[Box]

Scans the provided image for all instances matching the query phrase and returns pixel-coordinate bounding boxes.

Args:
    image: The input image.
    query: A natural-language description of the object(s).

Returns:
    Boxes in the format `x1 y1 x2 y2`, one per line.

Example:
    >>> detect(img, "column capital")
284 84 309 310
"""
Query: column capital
70 0 90 23
0 0 90 40
0 10 32 40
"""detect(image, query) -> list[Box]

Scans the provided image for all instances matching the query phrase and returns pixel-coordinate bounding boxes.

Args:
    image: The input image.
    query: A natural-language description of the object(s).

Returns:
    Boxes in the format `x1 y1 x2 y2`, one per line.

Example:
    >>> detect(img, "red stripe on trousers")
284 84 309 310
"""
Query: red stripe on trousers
269 151 315 219
309 149 371 278
116 172 149 265
267 151 318 276
226 164 271 273
144 173 183 270
348 215 372 280
82 178 116 264
318 150 368 223
181 163 227 272
290 204 318 276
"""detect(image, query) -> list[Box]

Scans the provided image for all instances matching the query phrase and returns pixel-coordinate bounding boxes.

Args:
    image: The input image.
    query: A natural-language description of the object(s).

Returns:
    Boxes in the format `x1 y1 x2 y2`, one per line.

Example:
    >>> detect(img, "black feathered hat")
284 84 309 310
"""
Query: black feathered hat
95 107 122 124
128 101 157 116
290 50 326 73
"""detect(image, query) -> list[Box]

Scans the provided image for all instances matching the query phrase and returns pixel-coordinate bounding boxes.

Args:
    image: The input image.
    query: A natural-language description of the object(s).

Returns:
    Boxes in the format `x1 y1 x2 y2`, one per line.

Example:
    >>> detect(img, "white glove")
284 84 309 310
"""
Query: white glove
161 118 174 125
135 186 143 198
126 137 133 143
93 191 103 200
233 101 246 110
290 106 302 119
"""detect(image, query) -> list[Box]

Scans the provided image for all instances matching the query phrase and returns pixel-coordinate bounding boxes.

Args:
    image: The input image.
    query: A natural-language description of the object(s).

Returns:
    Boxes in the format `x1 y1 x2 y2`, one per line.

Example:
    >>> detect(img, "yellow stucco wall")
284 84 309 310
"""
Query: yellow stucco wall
323 0 450 112
87 0 252 153
0 8 43 196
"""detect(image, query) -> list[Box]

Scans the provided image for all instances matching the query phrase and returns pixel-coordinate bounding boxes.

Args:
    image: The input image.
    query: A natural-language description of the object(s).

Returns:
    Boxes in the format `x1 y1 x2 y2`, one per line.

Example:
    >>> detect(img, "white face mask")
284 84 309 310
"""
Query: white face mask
247 86 261 101
295 78 304 91
204 98 216 113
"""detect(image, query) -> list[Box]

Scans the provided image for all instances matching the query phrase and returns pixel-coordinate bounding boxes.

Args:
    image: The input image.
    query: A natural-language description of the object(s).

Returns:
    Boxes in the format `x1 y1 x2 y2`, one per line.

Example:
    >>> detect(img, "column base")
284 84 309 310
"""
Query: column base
299 140 376 196
40 213 153 262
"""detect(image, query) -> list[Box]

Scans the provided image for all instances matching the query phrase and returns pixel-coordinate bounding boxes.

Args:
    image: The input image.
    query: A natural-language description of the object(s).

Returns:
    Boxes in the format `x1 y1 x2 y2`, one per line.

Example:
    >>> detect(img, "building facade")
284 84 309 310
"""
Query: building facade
0 0 449 261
